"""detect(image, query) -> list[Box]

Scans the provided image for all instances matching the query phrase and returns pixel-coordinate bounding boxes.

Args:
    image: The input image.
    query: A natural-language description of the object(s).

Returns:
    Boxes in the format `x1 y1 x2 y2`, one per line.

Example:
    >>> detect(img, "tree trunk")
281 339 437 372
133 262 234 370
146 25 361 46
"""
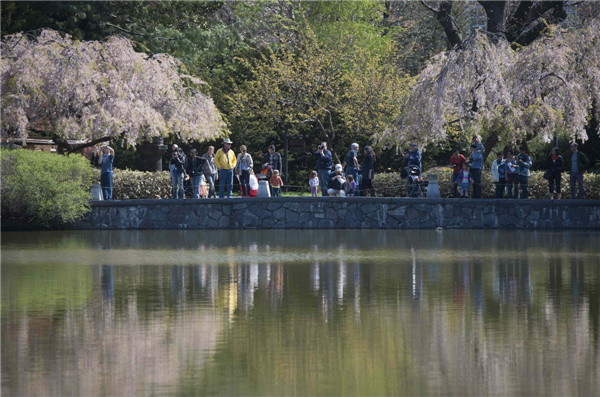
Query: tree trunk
479 1 507 38
482 133 500 161
420 1 463 47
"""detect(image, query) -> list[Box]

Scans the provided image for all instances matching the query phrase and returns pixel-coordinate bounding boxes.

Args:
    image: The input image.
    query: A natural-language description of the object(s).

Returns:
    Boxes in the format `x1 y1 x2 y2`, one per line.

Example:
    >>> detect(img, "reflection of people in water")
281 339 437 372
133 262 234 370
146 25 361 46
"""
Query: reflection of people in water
101 265 114 302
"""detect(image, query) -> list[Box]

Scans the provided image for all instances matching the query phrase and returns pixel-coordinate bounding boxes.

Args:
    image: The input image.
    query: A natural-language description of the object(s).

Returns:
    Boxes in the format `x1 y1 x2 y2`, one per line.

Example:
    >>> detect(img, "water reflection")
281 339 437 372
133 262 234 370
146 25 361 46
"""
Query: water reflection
2 230 599 396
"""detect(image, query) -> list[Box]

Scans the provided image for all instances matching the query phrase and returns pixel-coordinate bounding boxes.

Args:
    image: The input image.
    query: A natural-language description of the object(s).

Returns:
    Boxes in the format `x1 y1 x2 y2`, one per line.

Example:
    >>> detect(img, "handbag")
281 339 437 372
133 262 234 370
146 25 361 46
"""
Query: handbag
400 168 408 179
543 169 553 180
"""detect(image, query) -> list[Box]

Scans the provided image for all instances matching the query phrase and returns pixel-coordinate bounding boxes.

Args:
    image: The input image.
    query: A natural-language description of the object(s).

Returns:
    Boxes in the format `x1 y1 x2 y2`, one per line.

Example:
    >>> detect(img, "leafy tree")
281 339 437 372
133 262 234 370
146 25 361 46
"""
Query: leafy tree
232 15 409 162
380 1 600 160
1 29 225 152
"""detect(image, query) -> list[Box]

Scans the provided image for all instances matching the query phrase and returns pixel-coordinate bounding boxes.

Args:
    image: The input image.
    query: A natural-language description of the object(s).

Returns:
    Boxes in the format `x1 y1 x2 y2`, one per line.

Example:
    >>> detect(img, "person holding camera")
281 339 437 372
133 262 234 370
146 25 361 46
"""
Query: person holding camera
344 143 361 197
314 142 333 196
98 145 115 200
170 147 187 199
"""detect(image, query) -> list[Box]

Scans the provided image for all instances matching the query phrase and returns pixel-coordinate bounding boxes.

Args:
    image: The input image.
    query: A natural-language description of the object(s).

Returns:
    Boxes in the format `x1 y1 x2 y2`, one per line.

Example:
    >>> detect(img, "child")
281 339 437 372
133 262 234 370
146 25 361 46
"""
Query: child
455 163 473 198
345 174 357 196
309 170 319 197
270 169 283 197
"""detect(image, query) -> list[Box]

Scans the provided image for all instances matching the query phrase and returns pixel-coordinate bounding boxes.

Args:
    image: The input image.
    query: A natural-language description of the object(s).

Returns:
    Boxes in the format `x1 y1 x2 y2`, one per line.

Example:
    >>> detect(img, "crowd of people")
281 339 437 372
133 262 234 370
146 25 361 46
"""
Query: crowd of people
448 138 590 200
93 136 592 201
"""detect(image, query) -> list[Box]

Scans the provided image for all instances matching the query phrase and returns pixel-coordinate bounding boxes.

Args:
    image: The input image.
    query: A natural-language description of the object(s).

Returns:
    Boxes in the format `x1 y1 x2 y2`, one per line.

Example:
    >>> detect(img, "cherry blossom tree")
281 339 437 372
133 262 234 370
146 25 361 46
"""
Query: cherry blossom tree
378 2 600 159
1 29 226 152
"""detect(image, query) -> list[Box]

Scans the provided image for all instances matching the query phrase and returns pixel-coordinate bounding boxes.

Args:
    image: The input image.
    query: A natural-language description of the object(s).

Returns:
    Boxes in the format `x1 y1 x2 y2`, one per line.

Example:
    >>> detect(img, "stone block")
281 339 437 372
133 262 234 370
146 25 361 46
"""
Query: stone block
407 207 419 220
268 202 282 211
274 207 286 220
208 209 222 220
286 209 299 223
223 205 232 216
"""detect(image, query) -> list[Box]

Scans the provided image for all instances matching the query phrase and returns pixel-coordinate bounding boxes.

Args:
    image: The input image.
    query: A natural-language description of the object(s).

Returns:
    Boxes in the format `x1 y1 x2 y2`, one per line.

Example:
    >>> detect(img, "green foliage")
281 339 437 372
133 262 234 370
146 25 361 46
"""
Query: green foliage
372 169 600 199
1 148 94 226
92 169 172 200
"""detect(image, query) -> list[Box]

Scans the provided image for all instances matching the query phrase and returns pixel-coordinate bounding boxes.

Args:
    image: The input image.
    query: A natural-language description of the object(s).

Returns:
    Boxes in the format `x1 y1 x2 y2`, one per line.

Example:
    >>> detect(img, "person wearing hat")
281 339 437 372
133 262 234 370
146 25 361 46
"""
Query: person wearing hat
565 142 590 199
404 143 422 175
469 144 484 198
344 143 361 197
327 164 347 197
214 139 237 198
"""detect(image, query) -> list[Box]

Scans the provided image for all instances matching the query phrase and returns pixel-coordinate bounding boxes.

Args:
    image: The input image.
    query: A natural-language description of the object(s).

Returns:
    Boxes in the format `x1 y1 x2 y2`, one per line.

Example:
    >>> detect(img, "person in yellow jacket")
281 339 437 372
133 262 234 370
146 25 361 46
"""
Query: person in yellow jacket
214 139 237 198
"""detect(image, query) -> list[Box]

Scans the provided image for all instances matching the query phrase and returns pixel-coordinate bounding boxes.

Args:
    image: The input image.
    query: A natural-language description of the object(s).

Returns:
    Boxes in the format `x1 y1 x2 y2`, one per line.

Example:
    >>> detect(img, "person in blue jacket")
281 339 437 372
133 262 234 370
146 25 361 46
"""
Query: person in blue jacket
404 143 422 177
314 141 333 196
98 145 115 200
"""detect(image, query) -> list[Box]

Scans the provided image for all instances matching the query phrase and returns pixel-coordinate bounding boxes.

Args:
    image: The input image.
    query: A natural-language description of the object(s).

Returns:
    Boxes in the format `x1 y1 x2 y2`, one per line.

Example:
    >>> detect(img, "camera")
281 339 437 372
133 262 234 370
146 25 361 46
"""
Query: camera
318 145 324 150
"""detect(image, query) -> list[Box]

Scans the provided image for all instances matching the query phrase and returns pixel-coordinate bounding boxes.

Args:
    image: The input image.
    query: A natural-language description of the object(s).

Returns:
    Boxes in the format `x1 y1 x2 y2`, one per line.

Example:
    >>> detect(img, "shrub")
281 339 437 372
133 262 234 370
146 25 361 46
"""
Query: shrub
92 168 172 200
372 169 600 199
1 148 94 226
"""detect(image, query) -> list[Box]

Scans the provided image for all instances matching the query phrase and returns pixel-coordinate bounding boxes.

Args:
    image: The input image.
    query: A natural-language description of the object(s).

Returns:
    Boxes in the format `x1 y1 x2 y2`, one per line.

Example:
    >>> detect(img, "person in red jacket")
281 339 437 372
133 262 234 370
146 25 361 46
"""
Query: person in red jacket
450 148 466 198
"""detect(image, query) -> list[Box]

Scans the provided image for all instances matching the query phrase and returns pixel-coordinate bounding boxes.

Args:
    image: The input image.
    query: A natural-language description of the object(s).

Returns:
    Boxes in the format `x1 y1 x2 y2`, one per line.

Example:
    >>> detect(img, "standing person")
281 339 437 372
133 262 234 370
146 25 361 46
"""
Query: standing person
450 149 466 198
517 146 532 199
214 139 236 198
469 144 483 198
314 142 333 196
361 146 376 197
170 147 187 199
327 164 346 197
547 147 563 200
455 163 473 198
472 136 485 154
344 143 360 197
491 152 506 199
235 145 253 197
187 149 206 199
270 170 283 197
169 144 178 182
309 171 320 197
403 143 422 177
565 142 590 199
263 144 282 175
201 146 218 198
505 150 520 199
98 145 114 200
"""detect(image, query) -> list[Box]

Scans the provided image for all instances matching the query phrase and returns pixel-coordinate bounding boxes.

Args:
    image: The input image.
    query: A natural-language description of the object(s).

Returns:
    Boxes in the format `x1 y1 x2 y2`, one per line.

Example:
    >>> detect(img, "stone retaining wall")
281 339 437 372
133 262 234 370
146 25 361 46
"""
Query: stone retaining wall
74 198 600 230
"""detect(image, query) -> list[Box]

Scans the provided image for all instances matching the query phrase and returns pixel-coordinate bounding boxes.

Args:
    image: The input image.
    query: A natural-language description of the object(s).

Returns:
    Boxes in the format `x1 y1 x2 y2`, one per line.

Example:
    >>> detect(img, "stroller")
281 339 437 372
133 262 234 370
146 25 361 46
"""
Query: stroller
406 165 428 197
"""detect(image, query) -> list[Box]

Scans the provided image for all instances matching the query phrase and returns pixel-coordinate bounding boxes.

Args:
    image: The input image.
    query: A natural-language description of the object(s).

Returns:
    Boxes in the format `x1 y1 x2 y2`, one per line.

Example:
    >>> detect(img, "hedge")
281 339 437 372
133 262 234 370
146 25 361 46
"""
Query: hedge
92 168 172 200
1 148 94 226
372 168 600 199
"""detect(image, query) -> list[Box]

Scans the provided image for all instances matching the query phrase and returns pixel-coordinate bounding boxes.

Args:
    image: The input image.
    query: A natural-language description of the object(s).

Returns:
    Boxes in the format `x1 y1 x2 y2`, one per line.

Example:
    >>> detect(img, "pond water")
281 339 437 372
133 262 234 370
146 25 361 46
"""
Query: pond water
2 230 599 396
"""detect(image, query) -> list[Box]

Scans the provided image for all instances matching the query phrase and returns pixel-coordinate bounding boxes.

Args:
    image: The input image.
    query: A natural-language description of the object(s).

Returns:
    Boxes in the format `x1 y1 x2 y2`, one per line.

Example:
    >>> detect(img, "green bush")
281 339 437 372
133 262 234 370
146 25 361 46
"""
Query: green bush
1 148 94 226
92 168 172 199
372 169 600 199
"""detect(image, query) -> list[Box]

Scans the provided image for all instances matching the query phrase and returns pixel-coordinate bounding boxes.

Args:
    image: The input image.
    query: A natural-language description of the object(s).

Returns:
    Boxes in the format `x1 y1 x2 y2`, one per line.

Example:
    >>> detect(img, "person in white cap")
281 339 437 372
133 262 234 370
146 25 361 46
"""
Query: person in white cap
327 164 347 196
214 139 237 198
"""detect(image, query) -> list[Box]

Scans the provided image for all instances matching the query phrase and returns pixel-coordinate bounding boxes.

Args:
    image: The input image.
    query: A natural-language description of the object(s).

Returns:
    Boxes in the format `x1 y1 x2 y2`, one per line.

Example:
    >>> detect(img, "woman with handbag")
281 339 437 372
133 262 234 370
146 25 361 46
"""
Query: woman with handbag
546 147 563 200
235 145 254 197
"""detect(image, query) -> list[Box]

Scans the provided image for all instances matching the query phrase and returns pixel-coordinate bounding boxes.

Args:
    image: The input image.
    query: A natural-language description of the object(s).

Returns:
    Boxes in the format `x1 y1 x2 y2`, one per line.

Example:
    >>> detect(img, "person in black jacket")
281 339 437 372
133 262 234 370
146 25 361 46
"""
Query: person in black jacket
262 145 282 176
547 147 563 200
360 146 376 196
170 148 187 199
186 149 207 199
